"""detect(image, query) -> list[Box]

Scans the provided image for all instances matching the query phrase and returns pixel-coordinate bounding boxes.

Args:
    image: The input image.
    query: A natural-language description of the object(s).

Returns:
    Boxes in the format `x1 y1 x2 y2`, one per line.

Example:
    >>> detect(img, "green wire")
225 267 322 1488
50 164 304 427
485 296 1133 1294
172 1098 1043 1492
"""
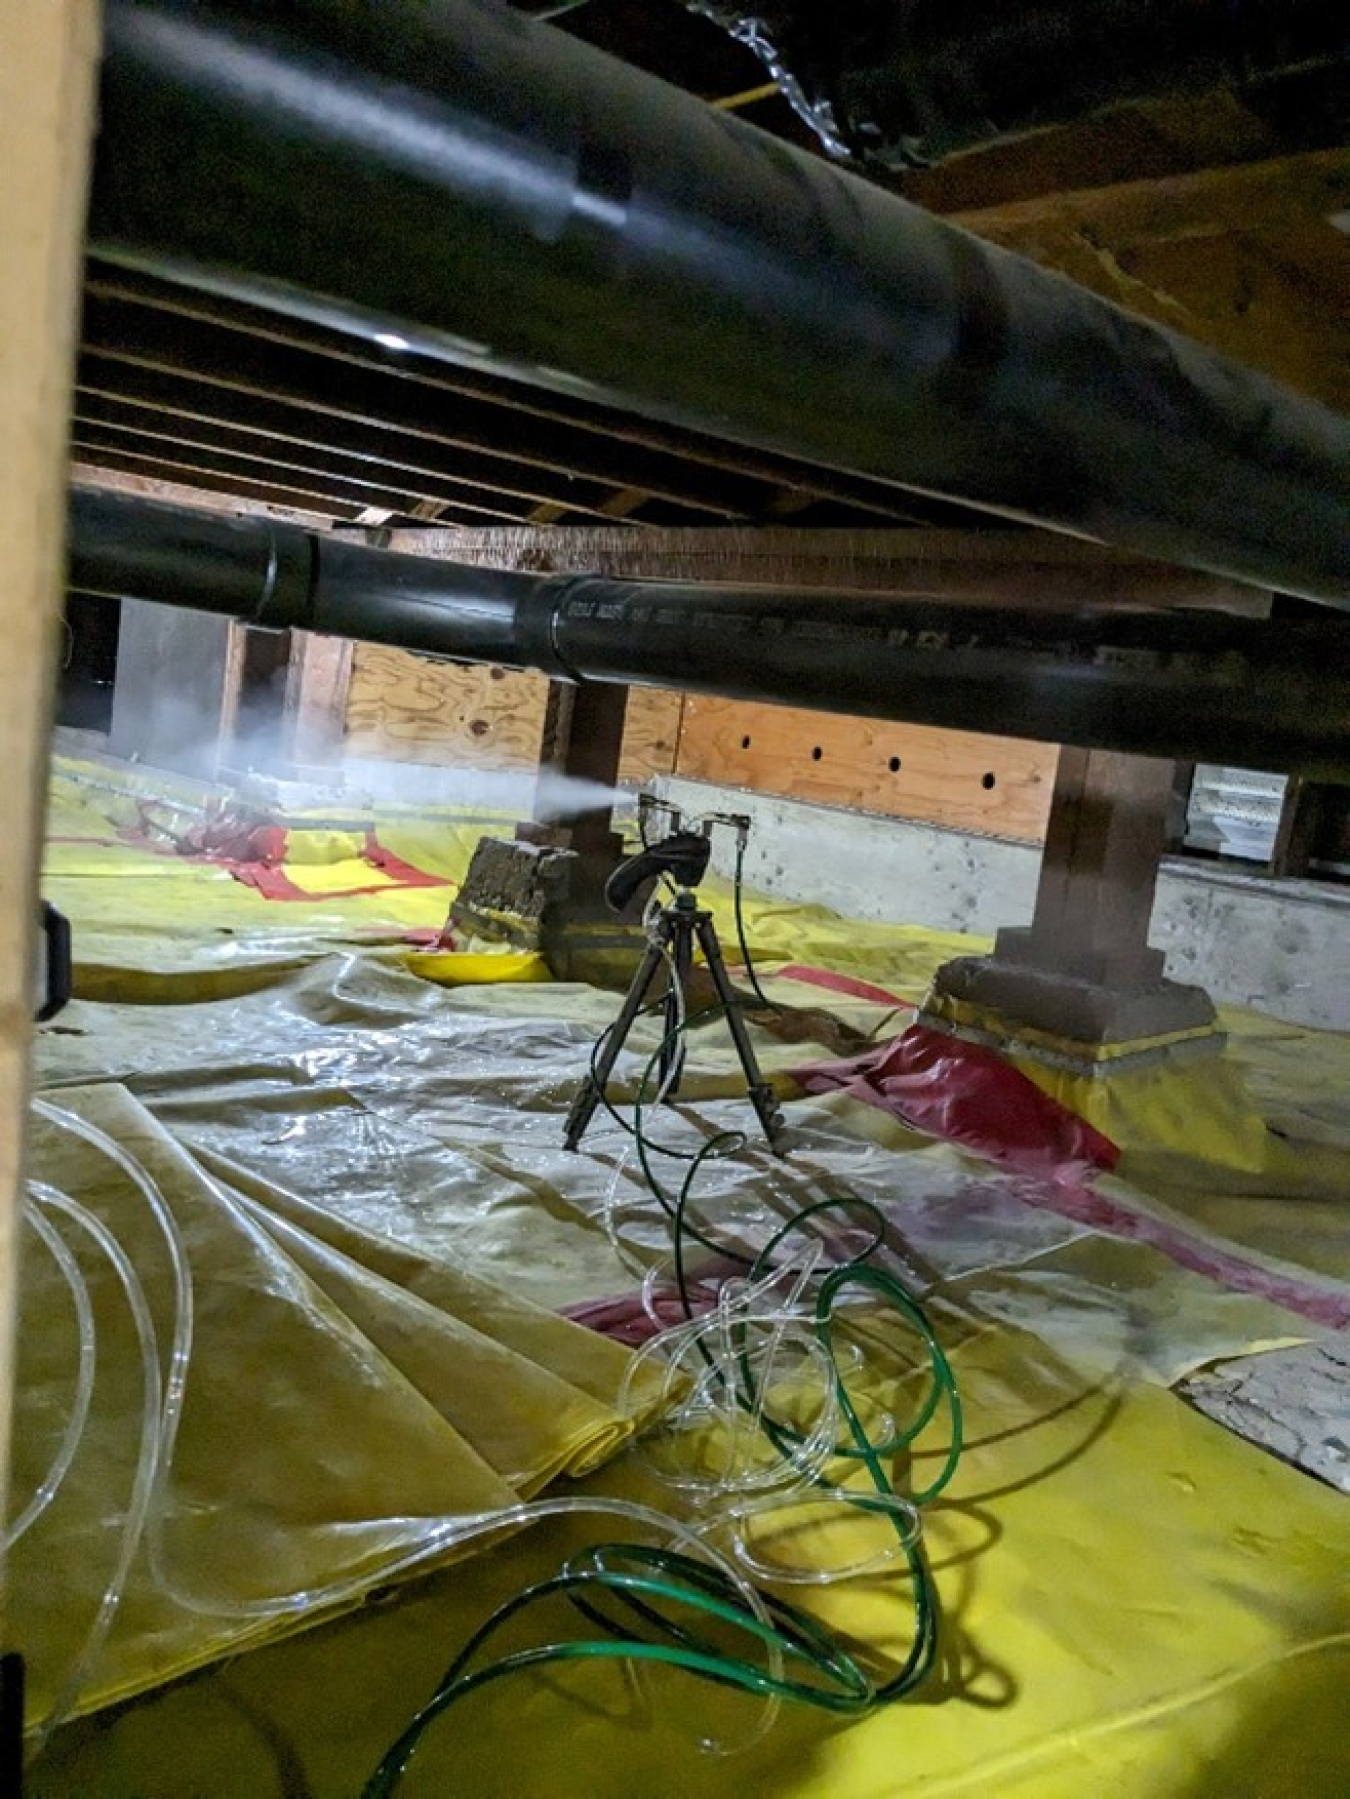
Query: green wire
362 949 962 1797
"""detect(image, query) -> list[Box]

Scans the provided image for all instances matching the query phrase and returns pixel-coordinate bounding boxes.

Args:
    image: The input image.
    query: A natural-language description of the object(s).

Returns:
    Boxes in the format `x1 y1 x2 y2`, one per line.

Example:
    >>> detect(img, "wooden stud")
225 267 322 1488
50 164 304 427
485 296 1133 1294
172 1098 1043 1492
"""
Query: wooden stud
0 0 101 1569
533 682 631 856
283 633 353 769
1268 778 1328 881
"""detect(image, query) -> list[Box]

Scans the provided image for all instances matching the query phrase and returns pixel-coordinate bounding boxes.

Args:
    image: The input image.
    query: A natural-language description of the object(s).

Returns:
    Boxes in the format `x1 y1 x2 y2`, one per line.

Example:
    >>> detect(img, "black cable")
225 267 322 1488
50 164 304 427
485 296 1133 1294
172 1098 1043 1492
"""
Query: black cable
732 836 775 1011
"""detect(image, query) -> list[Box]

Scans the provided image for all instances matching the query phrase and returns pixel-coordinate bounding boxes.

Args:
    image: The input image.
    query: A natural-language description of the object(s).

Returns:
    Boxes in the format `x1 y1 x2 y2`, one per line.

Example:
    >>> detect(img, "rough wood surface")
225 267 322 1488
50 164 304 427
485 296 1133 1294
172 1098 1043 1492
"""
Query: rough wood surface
0 0 101 1546
385 523 1263 611
285 632 353 767
1008 748 1176 983
956 145 1350 252
675 698 1055 842
70 460 337 530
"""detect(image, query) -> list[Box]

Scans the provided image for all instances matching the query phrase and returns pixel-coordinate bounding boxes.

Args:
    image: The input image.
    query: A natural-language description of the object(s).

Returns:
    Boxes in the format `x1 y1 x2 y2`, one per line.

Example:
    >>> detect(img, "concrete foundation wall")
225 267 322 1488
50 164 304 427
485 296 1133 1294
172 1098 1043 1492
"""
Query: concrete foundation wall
652 776 1350 1032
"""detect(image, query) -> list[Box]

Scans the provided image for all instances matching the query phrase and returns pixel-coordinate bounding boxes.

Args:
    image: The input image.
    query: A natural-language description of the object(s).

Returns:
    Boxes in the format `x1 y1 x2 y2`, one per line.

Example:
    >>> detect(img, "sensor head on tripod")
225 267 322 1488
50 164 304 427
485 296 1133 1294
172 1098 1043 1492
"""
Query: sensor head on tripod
604 830 711 913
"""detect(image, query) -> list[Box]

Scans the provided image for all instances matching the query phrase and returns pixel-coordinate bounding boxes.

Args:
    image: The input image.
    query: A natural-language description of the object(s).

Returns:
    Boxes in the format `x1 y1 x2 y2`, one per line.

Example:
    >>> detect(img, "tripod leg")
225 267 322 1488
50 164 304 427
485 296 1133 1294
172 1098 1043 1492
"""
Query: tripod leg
564 935 666 1151
659 911 694 1097
694 914 787 1153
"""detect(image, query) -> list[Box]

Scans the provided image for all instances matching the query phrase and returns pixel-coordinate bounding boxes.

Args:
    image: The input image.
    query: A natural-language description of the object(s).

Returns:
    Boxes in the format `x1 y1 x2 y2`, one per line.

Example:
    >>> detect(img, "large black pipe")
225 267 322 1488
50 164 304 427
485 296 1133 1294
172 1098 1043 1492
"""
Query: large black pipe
69 488 1350 778
88 0 1350 606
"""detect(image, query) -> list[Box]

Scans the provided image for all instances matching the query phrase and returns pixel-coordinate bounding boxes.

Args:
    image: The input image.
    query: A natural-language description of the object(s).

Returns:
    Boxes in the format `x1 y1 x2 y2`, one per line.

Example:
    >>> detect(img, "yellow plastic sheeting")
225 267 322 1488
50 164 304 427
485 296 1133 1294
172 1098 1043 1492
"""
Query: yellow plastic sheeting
11 1084 665 1728
711 890 978 1005
188 1146 664 1459
32 1321 1350 1799
44 750 980 1003
406 948 551 986
42 760 501 997
908 996 1350 1296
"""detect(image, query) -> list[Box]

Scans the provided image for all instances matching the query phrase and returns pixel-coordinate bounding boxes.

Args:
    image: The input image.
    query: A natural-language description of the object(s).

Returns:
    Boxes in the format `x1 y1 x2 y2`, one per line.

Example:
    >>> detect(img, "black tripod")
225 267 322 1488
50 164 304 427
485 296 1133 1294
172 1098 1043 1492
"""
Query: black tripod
563 885 785 1153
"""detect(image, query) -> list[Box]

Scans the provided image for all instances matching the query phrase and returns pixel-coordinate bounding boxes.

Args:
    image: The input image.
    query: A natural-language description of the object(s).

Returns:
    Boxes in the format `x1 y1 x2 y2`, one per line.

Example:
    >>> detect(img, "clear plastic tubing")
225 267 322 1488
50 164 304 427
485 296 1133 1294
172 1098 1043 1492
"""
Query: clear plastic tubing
23 1183 164 1754
4 1201 98 1550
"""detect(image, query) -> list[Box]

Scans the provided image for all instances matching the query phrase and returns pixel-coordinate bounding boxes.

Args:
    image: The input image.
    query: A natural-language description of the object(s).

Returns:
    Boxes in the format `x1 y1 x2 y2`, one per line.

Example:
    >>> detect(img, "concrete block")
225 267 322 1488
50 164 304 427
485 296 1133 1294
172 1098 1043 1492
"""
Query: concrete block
926 953 1218 1052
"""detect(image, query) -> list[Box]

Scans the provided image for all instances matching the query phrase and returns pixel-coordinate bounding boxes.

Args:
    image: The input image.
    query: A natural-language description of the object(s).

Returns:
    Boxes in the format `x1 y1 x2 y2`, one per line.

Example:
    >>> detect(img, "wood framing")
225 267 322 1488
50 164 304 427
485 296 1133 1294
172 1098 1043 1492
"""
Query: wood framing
385 523 1265 611
344 650 550 770
676 699 1055 842
996 748 1177 986
0 0 102 1571
342 648 680 787
954 145 1350 253
109 602 238 779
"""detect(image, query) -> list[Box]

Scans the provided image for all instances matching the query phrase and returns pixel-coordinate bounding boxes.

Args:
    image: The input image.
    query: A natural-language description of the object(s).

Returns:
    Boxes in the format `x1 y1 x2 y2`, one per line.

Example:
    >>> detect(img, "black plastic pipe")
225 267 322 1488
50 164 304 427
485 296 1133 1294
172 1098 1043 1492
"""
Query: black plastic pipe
87 0 1350 606
69 488 1350 778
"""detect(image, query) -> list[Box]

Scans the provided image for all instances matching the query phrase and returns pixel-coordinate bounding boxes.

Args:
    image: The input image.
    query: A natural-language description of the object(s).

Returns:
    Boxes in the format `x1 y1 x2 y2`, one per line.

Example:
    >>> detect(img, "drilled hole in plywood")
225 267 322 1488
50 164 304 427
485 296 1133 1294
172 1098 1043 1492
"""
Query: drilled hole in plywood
888 756 902 773
741 735 752 749
811 746 823 761
982 772 997 790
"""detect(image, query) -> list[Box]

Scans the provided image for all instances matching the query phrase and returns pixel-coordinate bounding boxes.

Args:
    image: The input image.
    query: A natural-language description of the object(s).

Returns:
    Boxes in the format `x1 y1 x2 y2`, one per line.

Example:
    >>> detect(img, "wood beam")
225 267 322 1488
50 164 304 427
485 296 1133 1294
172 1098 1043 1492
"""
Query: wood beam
954 145 1350 254
71 458 356 527
71 400 582 526
70 462 340 531
384 523 1267 613
0 0 101 1588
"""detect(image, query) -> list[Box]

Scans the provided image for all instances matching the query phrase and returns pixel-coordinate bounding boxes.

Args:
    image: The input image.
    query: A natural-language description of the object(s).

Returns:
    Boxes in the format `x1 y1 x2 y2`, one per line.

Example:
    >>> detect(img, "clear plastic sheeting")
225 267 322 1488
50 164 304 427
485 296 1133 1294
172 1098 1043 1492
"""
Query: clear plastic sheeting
10 1085 668 1732
21 752 1350 1794
31 954 1348 1377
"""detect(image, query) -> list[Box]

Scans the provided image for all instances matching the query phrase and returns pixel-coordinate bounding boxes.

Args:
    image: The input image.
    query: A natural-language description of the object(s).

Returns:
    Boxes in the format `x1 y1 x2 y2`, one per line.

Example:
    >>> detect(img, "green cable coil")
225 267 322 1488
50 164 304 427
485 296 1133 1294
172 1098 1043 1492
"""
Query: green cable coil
363 885 962 1797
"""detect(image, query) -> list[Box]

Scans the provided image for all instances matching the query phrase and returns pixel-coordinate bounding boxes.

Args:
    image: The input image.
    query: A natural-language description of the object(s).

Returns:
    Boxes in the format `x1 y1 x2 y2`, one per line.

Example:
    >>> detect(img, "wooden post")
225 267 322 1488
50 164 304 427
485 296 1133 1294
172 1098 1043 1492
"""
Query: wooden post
993 748 1175 986
1268 777 1328 880
928 746 1218 1047
283 633 354 769
0 0 102 1590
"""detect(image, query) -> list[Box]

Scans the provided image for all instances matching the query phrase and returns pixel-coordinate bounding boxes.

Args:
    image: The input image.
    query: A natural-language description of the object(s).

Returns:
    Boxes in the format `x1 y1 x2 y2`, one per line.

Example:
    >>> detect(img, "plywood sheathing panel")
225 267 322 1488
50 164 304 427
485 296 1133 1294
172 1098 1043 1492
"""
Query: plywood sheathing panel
343 648 681 785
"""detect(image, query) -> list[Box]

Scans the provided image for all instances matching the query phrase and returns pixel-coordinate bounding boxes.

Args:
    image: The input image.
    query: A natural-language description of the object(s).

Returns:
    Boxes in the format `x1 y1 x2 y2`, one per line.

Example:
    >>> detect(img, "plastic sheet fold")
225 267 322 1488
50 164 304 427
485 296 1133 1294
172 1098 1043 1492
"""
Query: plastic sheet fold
22 751 1350 1794
11 1084 666 1728
32 1320 1350 1799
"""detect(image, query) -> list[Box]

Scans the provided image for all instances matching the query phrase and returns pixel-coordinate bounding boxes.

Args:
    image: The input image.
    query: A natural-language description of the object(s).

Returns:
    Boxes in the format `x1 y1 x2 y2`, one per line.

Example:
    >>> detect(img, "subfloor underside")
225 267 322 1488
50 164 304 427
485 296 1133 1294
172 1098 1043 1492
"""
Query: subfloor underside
16 755 1350 1799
